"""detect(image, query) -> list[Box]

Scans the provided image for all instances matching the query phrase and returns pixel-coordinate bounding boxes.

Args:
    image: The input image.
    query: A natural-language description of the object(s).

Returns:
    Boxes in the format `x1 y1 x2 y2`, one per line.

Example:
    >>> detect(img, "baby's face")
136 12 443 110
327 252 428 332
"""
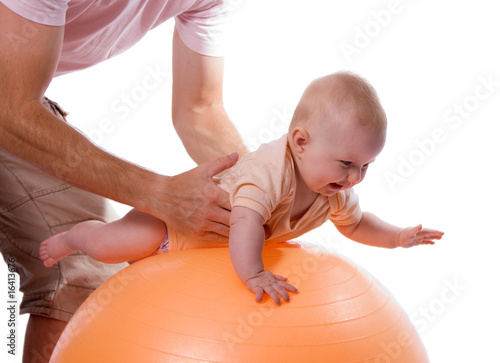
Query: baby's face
294 112 385 196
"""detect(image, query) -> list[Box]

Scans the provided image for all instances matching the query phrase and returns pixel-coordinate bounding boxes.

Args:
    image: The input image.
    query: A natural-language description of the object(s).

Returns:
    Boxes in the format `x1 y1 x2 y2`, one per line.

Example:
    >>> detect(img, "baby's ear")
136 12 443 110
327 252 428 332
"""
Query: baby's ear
289 127 310 158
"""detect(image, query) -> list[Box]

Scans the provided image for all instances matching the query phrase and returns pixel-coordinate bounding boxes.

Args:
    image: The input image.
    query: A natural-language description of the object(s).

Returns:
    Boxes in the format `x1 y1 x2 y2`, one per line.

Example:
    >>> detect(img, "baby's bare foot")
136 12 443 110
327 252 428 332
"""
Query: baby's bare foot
39 232 75 267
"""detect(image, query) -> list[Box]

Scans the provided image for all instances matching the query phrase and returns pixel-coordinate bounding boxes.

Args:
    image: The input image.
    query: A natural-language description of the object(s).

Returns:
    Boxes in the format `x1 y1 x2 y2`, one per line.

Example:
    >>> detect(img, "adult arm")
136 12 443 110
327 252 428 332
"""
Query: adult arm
0 4 236 241
172 28 247 164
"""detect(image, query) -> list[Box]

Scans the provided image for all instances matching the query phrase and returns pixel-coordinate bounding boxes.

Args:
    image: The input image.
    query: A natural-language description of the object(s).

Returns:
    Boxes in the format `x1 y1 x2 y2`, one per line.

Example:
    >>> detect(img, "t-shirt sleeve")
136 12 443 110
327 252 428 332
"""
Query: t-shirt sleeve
0 0 68 26
329 189 363 227
174 0 230 57
229 159 289 222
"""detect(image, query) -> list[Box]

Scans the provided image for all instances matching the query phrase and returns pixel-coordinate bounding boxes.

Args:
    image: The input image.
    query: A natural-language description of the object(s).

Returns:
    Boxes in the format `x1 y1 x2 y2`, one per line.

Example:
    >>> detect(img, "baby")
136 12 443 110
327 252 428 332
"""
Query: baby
40 72 444 305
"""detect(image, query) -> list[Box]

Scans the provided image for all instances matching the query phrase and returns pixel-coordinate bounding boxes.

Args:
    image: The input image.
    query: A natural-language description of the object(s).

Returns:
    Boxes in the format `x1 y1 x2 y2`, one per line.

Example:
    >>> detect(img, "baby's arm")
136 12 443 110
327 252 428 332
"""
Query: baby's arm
336 212 444 248
229 206 298 305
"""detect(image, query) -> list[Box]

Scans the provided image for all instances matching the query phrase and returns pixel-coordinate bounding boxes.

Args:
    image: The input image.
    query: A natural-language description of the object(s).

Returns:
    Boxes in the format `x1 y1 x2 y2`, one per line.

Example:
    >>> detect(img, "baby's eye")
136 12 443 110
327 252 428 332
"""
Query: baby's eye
362 163 370 169
341 161 352 166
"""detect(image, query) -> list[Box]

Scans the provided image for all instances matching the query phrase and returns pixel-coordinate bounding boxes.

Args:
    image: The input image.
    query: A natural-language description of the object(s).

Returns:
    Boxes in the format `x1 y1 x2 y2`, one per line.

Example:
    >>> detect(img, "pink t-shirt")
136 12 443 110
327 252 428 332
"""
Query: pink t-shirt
1 0 229 75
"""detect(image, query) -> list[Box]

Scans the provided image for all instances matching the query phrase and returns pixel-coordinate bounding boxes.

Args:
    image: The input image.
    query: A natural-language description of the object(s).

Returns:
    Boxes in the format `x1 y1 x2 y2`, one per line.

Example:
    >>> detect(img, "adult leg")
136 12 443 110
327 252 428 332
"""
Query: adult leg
23 315 67 363
0 98 128 362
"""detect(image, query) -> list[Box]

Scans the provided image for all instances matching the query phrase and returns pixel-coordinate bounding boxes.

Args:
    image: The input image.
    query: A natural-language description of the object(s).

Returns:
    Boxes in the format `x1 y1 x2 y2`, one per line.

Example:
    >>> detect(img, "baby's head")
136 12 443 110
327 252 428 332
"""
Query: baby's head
288 72 387 196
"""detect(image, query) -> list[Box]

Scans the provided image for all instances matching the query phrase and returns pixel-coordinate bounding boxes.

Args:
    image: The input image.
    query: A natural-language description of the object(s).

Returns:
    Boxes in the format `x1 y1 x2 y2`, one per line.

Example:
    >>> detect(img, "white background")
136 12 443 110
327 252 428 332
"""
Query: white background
2 0 499 362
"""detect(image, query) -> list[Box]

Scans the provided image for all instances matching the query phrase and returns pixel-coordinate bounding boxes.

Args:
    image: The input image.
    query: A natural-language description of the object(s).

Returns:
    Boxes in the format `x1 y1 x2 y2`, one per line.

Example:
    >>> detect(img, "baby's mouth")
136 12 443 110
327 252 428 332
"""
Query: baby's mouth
328 183 343 191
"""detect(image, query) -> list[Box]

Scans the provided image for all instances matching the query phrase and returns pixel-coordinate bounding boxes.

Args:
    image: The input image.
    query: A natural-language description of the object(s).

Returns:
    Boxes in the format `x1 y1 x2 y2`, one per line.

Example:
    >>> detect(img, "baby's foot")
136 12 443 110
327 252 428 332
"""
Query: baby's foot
39 232 76 267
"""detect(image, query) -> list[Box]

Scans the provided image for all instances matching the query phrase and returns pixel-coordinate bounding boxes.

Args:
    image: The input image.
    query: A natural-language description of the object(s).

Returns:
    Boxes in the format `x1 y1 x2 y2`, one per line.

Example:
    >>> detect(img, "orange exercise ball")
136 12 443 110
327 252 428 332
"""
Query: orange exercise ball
51 246 429 362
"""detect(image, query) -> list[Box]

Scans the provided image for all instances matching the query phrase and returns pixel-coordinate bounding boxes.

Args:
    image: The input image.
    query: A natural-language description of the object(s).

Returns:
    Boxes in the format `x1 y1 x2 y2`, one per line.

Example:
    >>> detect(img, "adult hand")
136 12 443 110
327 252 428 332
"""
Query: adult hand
150 152 239 242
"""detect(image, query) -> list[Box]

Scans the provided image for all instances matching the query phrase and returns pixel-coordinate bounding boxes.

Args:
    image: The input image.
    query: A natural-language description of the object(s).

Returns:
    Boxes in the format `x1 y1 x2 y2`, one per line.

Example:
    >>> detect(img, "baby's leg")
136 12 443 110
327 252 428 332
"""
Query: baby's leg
39 209 166 267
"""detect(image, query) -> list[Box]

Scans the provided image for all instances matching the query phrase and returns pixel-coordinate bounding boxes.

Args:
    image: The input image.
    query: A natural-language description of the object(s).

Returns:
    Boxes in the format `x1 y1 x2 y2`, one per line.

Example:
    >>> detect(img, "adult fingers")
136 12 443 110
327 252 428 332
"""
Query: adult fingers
203 204 232 236
204 152 239 179
198 227 230 242
194 184 231 231
213 186 232 214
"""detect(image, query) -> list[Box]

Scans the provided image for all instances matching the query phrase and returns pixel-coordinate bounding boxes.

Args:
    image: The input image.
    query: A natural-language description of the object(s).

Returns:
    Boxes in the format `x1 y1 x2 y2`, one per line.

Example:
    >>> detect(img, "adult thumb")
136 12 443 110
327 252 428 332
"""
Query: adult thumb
206 152 239 177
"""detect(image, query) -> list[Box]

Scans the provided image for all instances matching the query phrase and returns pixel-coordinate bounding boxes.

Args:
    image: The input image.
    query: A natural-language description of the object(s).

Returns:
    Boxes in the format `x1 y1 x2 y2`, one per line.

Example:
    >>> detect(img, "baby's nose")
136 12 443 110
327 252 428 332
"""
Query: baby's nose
340 179 353 187
347 170 362 184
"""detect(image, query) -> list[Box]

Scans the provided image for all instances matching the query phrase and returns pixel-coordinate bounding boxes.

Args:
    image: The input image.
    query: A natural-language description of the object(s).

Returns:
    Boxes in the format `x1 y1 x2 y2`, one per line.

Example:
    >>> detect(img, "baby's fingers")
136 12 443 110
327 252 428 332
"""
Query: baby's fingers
274 274 288 282
274 275 299 296
254 287 264 303
410 224 423 234
278 280 299 295
420 229 444 239
264 285 286 305
418 229 444 243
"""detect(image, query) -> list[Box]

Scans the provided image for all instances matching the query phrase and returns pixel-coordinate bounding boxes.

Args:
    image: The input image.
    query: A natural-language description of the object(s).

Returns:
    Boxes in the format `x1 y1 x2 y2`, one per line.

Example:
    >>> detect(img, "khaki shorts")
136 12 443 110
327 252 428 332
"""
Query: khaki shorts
0 98 127 322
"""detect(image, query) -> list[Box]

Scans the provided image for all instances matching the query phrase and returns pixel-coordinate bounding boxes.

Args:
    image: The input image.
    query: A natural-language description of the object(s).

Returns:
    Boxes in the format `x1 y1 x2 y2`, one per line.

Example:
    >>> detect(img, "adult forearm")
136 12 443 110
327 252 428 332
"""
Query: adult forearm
1 100 160 212
173 104 247 164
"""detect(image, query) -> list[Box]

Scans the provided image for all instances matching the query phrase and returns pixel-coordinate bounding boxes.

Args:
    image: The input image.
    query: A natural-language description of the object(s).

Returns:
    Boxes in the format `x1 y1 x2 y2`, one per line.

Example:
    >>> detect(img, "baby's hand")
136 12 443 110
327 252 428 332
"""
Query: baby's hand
397 224 444 248
246 270 299 305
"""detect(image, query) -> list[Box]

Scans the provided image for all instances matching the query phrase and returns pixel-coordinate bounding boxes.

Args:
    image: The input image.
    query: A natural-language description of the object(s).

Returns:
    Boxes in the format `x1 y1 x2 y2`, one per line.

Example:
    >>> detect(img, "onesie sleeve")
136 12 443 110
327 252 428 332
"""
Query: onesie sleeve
229 159 290 223
329 189 363 227
175 0 231 57
0 0 69 26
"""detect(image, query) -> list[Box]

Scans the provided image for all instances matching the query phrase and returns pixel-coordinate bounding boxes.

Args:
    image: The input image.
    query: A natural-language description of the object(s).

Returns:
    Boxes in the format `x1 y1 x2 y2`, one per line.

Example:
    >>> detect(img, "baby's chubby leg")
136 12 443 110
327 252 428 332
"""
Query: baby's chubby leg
39 209 167 267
